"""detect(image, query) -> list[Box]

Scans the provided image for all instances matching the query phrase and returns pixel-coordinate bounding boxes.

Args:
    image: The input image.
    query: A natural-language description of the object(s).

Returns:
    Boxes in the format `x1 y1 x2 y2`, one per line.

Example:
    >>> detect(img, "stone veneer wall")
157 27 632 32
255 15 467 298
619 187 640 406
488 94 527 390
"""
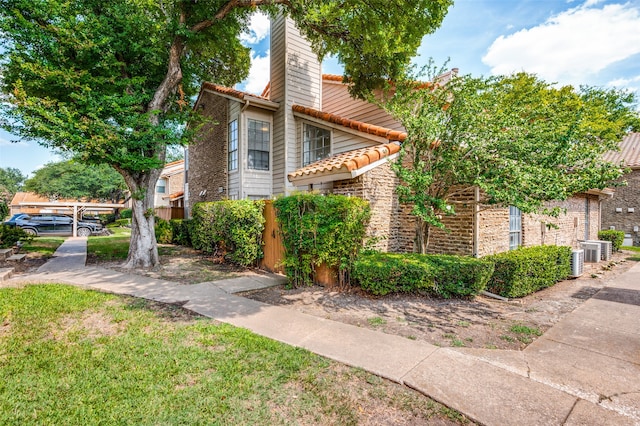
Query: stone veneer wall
331 163 602 256
601 170 640 246
332 162 414 252
186 92 228 214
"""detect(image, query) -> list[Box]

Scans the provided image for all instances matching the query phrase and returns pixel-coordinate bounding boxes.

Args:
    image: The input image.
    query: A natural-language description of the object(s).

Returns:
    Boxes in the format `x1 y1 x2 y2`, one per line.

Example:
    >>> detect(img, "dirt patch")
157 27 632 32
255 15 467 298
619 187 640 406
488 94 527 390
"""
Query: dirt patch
239 252 636 351
93 245 247 285
0 252 48 275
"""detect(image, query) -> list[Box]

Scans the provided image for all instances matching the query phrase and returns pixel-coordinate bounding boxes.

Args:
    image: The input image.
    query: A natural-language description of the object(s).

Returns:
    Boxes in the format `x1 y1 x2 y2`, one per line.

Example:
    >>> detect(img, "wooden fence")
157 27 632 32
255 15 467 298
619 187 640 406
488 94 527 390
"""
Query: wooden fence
260 200 285 274
154 207 184 221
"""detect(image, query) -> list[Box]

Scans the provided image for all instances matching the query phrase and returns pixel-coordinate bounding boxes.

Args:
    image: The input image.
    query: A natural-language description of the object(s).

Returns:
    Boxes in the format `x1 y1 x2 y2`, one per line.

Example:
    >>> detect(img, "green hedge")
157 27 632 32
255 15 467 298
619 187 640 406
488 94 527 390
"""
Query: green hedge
352 253 435 296
169 219 192 247
155 218 173 244
191 200 265 267
486 245 571 298
0 225 32 248
598 230 624 251
274 194 370 287
352 252 493 298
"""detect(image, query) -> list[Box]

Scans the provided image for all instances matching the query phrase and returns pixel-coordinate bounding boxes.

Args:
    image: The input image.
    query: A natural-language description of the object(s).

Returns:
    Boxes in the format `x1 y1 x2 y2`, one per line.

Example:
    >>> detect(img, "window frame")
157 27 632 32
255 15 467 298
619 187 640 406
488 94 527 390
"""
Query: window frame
302 122 332 166
509 206 522 250
247 118 270 171
156 178 167 194
228 119 238 172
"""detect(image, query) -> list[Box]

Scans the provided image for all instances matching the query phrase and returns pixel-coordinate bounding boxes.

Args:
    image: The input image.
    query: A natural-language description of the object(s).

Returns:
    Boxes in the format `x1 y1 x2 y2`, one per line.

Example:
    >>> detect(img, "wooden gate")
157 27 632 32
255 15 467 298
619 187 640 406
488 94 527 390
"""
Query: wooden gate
260 200 285 273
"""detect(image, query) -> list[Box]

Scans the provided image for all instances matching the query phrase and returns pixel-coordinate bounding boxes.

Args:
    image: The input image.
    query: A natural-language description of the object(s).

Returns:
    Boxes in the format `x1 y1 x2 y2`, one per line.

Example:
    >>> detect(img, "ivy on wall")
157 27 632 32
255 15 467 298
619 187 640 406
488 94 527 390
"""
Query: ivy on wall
274 193 371 287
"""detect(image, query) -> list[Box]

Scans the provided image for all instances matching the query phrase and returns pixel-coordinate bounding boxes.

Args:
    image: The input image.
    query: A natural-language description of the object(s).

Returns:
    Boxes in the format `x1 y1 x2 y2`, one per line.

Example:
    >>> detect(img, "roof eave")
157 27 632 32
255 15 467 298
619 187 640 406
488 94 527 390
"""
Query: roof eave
288 153 399 187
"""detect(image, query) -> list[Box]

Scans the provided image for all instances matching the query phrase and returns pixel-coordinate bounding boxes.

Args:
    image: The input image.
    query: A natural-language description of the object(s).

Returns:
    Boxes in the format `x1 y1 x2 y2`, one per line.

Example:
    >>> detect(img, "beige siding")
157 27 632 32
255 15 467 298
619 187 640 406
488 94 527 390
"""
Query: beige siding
322 82 404 132
270 15 321 195
241 108 273 198
332 128 380 154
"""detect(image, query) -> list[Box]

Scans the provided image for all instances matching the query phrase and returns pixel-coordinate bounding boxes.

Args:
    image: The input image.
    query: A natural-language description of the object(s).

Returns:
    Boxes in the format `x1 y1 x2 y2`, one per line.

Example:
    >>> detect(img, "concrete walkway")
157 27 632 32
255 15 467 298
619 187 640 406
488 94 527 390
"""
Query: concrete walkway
7 238 640 425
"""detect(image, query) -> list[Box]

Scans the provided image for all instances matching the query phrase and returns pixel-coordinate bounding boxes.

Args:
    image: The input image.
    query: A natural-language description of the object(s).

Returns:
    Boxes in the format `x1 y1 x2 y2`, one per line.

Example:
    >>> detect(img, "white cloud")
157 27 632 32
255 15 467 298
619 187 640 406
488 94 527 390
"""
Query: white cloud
607 75 640 87
482 2 640 84
240 50 270 95
240 12 270 45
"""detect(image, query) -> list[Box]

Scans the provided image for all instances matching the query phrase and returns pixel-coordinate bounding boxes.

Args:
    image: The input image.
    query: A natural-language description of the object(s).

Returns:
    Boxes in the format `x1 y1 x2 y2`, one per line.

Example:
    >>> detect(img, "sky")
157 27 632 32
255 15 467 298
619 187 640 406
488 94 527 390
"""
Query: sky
1 0 639 177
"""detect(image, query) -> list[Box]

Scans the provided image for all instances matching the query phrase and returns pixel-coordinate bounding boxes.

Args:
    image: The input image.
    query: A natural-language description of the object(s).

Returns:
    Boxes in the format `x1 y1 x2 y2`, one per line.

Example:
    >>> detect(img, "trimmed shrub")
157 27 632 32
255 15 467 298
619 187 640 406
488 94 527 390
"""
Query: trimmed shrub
427 254 494 298
598 230 625 251
352 252 493 298
170 219 192 246
112 218 131 228
119 209 132 219
155 218 173 244
191 200 265 267
486 245 571 298
352 253 435 296
274 194 370 287
0 225 32 248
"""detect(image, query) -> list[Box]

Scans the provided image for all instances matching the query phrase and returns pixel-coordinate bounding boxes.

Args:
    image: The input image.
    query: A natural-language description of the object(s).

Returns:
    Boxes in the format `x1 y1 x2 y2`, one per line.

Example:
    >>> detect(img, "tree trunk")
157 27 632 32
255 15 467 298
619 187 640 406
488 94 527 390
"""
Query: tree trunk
414 218 431 254
119 168 162 269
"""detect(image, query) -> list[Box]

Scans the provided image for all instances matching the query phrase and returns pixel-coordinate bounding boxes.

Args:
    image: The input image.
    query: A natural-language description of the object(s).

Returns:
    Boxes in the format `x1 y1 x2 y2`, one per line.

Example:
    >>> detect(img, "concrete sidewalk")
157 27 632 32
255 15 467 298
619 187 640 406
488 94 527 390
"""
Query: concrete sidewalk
8 238 640 425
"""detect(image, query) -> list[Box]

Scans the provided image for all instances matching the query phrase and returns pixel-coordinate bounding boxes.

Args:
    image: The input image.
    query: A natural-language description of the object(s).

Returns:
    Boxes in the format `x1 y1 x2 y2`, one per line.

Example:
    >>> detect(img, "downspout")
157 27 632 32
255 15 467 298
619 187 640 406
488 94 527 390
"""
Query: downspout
238 99 250 199
473 187 480 258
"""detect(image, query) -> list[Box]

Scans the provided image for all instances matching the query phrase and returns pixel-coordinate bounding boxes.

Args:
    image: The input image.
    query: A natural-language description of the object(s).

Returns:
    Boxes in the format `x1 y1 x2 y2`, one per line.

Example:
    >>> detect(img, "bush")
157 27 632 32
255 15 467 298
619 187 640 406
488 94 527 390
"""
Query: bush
598 230 625 251
486 245 571 298
274 194 370 287
119 209 132 219
170 219 192 246
427 254 494 298
155 218 173 244
191 200 265 266
352 252 493 298
111 218 131 228
0 225 32 248
352 253 435 296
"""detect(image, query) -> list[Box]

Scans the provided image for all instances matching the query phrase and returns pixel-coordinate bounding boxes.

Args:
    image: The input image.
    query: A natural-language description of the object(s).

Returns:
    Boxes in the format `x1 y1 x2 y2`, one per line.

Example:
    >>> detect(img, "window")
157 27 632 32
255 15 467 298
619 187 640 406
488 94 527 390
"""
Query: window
509 206 522 250
228 119 238 171
303 123 331 166
156 179 166 194
247 119 270 170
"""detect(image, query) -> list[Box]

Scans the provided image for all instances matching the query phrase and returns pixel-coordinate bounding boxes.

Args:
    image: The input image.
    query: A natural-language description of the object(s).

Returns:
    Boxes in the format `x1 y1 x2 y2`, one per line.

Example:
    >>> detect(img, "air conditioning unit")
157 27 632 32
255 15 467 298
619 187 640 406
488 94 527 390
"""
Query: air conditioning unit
570 249 584 278
586 240 612 261
580 241 601 263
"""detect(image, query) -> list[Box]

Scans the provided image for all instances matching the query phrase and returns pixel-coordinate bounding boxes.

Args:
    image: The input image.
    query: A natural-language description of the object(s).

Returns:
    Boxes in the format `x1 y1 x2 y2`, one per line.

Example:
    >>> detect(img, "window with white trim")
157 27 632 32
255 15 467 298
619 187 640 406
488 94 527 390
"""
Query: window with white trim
247 119 270 171
156 178 167 194
303 123 331 166
228 119 238 171
509 206 522 250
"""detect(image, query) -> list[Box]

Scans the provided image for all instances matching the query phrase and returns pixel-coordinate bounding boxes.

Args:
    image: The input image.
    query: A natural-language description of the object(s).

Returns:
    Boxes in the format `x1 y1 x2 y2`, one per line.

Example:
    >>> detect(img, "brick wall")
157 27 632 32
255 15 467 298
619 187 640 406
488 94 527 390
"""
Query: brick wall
186 92 228 214
601 170 640 245
332 162 413 252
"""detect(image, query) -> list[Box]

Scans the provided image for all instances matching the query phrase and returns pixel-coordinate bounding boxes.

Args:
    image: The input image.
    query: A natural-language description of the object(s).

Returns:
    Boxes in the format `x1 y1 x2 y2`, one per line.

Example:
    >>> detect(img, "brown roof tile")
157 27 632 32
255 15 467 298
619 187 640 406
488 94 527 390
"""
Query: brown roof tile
288 143 401 184
602 133 640 169
292 105 407 142
201 82 271 102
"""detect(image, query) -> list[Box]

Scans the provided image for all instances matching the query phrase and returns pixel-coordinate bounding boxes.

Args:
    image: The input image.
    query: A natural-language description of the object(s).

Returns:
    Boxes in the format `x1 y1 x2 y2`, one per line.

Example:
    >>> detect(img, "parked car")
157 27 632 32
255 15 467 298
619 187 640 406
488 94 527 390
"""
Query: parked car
3 213 103 237
3 213 30 227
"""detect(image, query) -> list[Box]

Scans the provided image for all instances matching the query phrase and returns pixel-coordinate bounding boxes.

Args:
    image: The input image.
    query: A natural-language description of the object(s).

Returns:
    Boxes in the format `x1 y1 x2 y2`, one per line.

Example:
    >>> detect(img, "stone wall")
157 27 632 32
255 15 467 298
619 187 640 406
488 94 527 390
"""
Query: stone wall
332 162 413 252
186 92 228 214
601 170 640 246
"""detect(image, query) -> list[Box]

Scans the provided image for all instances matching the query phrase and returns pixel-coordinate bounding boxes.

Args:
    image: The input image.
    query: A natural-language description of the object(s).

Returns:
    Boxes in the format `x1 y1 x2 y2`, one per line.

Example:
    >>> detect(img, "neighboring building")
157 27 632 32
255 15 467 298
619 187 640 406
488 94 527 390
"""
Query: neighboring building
186 15 609 256
601 132 640 246
154 159 185 209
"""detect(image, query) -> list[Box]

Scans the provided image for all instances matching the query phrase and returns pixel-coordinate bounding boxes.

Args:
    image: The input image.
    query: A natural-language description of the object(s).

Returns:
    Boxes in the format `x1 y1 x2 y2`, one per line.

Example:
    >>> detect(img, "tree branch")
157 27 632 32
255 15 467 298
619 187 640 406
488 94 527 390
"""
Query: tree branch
191 0 291 33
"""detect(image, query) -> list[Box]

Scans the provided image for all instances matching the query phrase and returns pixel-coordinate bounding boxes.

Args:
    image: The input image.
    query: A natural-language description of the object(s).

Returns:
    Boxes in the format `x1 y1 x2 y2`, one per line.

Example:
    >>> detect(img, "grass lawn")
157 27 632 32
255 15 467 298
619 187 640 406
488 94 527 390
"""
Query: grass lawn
622 245 640 261
87 226 131 261
21 236 66 257
0 284 467 425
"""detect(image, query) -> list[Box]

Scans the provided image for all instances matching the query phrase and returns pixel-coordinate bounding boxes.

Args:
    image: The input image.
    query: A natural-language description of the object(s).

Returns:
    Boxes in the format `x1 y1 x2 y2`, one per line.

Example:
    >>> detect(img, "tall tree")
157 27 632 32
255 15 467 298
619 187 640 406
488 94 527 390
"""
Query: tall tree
0 166 26 218
0 0 452 268
381 67 640 253
24 160 127 203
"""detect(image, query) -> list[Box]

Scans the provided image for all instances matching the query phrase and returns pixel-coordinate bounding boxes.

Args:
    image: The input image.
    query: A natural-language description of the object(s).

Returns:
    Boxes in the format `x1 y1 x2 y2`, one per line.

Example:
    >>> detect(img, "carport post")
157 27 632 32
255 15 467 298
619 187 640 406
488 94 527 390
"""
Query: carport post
73 204 78 237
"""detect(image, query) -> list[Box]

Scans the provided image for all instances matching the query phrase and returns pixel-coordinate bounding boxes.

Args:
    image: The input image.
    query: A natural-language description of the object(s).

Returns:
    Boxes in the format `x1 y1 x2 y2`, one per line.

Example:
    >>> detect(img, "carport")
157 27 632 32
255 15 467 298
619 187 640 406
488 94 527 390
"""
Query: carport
17 201 125 237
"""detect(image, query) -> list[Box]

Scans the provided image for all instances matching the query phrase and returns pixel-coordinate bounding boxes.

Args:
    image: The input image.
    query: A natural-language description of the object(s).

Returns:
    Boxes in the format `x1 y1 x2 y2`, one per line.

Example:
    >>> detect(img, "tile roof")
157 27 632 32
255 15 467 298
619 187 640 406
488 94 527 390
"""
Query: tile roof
201 82 272 102
602 133 640 169
292 104 407 142
288 142 401 185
